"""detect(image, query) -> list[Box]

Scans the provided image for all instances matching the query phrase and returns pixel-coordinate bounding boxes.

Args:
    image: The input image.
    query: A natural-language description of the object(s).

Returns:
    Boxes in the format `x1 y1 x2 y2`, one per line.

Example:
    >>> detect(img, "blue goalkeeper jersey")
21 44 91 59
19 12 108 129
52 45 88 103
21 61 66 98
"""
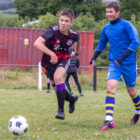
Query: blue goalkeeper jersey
97 18 140 65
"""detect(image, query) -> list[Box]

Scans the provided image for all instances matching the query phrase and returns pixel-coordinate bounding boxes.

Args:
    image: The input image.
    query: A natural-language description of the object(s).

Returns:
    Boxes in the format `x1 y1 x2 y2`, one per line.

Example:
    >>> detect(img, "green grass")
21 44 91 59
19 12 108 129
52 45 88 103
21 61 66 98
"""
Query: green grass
0 70 140 139
0 89 140 140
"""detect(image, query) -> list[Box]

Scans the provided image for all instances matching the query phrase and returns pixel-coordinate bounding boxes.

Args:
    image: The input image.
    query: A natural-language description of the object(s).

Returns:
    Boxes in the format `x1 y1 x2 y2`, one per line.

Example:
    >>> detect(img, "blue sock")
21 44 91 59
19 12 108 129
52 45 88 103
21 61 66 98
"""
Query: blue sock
105 92 115 121
132 93 140 114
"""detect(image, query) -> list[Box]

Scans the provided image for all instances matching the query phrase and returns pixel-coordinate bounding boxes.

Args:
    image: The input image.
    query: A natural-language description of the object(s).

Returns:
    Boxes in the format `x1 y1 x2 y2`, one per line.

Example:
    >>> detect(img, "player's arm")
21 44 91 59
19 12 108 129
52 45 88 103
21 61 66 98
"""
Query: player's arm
34 37 53 56
115 22 140 66
125 22 140 52
115 49 134 66
89 49 102 65
71 32 80 57
89 27 108 65
33 29 58 64
75 40 80 56
34 37 58 64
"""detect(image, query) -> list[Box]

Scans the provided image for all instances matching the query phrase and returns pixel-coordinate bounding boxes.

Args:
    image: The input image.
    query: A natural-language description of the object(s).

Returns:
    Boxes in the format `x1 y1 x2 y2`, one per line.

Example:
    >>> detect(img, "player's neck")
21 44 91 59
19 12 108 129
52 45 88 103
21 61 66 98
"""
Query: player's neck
60 30 69 36
110 17 121 24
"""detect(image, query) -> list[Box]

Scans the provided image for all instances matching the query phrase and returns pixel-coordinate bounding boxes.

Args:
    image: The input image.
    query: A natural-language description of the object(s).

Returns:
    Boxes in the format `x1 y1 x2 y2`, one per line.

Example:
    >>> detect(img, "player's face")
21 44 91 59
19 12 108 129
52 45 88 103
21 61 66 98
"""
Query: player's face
59 15 72 34
106 8 120 22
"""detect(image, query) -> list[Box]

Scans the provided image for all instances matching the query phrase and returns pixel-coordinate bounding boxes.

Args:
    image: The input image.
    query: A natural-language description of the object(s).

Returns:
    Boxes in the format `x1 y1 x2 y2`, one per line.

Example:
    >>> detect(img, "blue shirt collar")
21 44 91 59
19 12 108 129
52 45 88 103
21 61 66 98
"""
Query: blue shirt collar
110 17 121 24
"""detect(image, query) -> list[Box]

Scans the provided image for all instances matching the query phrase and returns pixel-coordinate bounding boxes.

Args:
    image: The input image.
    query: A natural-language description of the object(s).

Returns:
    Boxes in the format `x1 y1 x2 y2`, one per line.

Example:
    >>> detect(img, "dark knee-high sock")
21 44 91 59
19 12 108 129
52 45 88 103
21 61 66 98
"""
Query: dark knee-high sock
47 83 50 90
65 90 75 103
56 83 65 112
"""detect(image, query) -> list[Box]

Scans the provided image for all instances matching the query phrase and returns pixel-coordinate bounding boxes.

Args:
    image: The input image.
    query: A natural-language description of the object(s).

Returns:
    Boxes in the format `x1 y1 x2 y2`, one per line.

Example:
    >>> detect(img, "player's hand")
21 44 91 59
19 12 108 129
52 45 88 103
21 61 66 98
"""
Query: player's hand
89 60 96 66
71 51 75 57
115 60 120 66
71 51 79 57
50 53 58 64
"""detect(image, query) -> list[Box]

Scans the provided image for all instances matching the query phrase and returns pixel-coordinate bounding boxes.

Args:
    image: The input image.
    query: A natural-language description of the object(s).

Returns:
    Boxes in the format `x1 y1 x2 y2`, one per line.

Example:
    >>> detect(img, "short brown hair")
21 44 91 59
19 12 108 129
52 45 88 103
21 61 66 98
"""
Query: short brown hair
106 1 120 12
60 9 74 21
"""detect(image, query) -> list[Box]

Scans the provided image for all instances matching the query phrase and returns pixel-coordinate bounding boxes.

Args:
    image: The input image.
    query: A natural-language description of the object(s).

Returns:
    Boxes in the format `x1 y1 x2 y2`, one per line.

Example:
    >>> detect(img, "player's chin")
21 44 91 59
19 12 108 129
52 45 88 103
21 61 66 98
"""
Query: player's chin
107 17 113 21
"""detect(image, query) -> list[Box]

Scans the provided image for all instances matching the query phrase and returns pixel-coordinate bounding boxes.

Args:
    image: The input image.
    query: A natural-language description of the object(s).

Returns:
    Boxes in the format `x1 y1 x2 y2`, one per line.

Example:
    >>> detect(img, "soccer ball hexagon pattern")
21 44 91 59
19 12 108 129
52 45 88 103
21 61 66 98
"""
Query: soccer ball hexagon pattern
8 115 28 135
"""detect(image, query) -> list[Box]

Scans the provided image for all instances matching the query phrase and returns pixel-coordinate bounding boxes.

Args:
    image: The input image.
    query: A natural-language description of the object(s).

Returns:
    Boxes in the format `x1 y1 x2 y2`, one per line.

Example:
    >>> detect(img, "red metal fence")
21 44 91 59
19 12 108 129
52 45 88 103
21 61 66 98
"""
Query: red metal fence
0 27 94 71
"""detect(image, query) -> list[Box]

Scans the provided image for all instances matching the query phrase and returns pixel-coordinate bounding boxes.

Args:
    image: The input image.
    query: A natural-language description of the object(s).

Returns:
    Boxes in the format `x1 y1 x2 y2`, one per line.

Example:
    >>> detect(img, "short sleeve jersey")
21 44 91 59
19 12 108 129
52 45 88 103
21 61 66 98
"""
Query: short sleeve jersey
41 25 80 67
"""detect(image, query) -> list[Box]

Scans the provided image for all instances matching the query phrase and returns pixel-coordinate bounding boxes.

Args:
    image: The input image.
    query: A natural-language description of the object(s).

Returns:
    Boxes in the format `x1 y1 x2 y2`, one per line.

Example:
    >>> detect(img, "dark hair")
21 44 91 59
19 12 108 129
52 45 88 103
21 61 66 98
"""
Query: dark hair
106 1 120 12
60 9 74 21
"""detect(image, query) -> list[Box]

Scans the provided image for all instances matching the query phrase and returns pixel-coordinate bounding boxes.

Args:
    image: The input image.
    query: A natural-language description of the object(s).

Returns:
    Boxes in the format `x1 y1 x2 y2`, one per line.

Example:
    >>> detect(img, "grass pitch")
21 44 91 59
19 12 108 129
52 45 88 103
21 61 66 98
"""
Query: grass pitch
0 89 140 140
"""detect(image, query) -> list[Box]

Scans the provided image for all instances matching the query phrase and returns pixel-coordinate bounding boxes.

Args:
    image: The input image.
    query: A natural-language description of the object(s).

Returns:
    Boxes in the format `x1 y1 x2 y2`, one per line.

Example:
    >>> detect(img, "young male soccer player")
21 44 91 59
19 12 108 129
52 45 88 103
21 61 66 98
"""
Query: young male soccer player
34 9 80 120
89 1 140 130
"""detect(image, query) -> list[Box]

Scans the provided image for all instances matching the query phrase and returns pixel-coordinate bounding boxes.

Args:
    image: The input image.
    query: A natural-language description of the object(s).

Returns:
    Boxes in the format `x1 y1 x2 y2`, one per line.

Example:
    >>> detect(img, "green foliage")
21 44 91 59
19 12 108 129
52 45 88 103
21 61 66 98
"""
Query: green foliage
14 0 105 21
71 13 95 31
120 0 140 21
14 0 40 19
37 12 59 29
33 12 96 31
0 12 23 27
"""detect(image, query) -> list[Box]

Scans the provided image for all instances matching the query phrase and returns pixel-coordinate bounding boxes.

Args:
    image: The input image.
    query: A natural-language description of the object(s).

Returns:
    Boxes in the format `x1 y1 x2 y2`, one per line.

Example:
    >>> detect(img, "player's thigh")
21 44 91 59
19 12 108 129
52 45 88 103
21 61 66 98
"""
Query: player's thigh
54 67 66 84
107 63 122 81
122 64 137 87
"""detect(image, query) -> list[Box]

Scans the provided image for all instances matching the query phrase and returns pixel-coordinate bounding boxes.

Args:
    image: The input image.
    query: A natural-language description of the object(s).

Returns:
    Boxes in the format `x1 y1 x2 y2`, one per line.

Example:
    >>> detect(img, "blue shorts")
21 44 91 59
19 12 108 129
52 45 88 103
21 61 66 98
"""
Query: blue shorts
107 63 137 87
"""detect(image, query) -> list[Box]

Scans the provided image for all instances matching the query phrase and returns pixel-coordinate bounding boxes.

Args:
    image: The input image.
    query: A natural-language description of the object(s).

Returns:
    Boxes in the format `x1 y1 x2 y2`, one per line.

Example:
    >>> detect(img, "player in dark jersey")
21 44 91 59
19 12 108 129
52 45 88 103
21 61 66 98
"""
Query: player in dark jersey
34 9 80 120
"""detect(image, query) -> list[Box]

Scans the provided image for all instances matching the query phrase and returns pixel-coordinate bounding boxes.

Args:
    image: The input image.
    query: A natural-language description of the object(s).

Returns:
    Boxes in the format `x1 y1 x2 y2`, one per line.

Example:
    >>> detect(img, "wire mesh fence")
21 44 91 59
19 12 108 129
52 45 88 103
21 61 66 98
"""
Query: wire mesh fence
0 64 140 92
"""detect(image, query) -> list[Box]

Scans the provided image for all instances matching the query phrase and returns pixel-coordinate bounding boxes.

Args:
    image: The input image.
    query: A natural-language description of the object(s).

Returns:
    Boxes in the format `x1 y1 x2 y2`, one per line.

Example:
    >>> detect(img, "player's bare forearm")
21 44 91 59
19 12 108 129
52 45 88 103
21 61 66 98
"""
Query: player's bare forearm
34 37 58 64
34 37 54 56
75 41 80 56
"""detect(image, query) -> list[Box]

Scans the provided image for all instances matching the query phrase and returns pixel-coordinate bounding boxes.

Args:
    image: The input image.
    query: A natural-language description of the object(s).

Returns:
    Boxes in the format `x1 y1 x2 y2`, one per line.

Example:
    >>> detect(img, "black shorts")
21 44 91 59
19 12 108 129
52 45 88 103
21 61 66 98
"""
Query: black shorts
45 59 71 87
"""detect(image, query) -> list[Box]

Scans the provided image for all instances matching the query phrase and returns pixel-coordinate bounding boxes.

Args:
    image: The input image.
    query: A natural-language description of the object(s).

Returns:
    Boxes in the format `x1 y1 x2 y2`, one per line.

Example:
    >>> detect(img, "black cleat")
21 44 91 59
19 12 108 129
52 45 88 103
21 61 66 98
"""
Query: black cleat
131 114 140 124
47 90 50 93
55 110 65 120
69 92 74 95
69 94 78 113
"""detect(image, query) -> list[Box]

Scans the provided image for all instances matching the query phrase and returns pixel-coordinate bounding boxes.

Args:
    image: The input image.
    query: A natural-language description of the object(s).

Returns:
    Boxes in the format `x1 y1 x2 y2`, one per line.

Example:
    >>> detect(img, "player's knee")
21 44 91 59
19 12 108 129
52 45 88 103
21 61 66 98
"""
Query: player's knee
126 87 136 97
54 75 63 84
107 85 117 93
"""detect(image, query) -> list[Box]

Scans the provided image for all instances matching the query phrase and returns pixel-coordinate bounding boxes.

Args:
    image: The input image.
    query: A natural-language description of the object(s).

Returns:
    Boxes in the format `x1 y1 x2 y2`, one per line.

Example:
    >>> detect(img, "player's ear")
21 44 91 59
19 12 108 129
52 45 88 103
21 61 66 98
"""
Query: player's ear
117 11 120 16
70 21 73 26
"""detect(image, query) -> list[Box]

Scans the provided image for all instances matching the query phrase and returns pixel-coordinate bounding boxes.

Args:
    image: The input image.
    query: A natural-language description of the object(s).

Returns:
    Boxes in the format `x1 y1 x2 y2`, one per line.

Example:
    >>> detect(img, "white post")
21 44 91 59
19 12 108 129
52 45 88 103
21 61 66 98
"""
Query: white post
38 62 42 91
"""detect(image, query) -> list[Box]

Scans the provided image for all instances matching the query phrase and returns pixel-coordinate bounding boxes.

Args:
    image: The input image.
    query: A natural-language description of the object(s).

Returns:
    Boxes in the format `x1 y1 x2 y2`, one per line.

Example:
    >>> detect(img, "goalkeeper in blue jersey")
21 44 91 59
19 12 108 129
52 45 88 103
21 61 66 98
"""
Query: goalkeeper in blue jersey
89 1 140 130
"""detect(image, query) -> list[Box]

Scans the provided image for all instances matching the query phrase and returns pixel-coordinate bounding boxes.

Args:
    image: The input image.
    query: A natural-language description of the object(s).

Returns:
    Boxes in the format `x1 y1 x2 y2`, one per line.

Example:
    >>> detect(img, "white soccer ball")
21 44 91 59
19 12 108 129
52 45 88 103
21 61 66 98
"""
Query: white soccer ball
8 115 28 135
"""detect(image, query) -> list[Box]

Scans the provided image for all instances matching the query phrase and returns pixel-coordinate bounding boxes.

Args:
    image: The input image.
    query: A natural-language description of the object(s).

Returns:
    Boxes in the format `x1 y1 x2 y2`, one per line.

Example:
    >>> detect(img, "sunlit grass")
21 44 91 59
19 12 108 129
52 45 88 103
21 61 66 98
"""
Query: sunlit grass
0 89 140 140
0 70 140 139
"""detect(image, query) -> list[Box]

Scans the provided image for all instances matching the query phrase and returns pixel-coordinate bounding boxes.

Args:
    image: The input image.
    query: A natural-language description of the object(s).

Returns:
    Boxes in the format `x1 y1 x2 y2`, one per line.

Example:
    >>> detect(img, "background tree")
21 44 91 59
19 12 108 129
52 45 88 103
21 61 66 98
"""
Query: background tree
120 0 140 20
14 0 105 21
14 0 40 18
